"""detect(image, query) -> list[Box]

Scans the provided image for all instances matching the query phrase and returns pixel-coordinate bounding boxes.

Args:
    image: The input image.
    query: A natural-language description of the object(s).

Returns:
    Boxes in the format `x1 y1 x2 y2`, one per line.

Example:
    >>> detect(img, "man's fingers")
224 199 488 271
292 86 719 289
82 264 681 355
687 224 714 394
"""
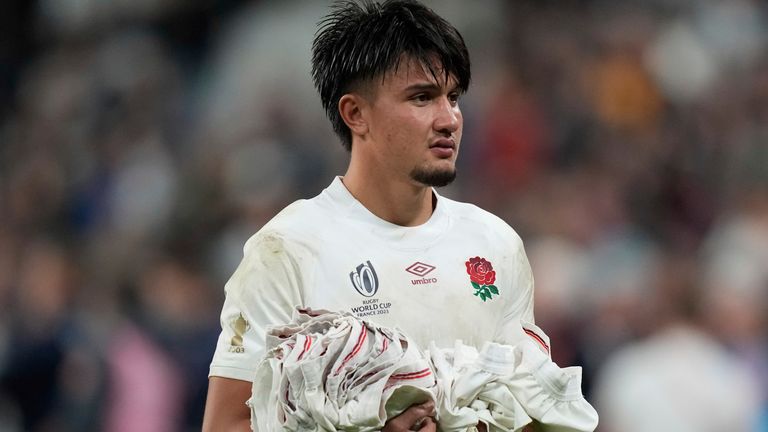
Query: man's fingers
383 401 437 431
396 401 435 424
418 416 436 431
417 400 435 416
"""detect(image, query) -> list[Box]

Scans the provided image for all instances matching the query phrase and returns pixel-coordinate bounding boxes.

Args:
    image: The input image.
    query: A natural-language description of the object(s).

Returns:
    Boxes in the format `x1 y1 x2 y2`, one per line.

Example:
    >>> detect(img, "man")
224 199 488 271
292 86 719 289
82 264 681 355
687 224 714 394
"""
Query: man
203 1 535 430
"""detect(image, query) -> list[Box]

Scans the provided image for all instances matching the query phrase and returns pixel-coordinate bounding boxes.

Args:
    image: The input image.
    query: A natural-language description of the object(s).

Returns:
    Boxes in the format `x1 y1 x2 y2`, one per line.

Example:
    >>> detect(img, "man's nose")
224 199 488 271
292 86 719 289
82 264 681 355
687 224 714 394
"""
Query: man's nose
433 97 460 134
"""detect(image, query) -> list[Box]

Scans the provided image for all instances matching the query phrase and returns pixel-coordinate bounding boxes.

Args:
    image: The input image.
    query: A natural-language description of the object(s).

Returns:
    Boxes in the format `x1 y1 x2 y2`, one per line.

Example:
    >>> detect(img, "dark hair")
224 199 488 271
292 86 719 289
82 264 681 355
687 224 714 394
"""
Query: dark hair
312 0 471 151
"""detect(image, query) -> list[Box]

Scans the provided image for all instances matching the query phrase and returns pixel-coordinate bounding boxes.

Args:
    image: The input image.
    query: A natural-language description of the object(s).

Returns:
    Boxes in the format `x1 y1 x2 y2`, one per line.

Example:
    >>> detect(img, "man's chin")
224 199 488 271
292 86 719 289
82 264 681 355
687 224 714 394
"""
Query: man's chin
410 166 457 187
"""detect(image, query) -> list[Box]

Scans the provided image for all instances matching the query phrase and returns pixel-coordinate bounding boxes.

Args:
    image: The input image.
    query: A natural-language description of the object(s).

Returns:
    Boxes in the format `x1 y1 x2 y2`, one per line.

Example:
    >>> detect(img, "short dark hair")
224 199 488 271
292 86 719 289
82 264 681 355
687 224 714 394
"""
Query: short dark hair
312 0 471 151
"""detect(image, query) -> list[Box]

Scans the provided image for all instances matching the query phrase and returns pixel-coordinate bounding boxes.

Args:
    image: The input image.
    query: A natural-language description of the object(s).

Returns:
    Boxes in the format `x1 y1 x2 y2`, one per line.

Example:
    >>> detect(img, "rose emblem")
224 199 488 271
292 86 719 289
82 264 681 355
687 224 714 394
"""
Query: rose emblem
465 257 496 286
465 256 499 302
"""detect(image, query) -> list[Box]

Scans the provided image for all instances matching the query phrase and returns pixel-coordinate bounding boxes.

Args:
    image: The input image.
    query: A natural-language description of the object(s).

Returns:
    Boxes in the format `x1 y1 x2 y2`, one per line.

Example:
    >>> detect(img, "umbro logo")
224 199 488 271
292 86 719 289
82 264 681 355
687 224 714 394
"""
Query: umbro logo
406 262 437 285
405 262 435 277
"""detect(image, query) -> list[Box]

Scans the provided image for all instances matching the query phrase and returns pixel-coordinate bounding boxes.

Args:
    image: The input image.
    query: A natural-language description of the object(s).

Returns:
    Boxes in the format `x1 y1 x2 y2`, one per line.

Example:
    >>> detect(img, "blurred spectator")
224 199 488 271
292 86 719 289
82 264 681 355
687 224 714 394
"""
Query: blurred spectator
699 142 768 422
104 250 219 432
475 67 551 197
593 253 762 432
0 239 102 432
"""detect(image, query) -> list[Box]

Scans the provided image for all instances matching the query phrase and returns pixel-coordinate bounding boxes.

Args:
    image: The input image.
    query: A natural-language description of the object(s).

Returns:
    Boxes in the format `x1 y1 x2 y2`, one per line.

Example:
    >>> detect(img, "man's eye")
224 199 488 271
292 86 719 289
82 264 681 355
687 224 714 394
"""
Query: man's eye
412 93 430 102
448 93 460 105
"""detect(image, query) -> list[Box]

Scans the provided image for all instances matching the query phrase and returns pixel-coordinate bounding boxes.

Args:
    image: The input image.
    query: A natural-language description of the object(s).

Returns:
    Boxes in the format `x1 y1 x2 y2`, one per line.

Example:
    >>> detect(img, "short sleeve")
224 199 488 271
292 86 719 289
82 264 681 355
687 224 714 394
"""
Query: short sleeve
209 232 310 381
493 233 535 345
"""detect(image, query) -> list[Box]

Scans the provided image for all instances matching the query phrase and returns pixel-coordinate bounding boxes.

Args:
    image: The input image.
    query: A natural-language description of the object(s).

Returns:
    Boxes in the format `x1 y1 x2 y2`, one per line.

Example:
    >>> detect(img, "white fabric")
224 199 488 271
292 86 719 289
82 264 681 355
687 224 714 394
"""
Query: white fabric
251 310 597 432
249 309 437 432
210 176 535 381
431 321 598 432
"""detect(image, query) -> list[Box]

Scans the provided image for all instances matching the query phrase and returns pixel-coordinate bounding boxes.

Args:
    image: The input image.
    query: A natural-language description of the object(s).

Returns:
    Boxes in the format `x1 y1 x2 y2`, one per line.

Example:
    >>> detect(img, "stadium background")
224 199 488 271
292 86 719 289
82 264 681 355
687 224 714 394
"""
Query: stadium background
1 0 767 430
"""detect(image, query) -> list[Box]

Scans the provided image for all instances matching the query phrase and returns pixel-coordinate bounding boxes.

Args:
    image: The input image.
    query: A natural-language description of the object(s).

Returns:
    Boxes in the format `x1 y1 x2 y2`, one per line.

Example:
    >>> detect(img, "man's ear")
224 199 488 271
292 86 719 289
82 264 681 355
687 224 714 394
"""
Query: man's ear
338 94 369 137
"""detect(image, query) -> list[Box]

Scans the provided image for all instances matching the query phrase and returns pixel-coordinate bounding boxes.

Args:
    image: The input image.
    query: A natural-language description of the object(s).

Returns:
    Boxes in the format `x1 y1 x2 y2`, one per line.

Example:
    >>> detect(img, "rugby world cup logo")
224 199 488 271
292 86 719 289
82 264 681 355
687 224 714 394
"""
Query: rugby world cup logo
350 260 379 297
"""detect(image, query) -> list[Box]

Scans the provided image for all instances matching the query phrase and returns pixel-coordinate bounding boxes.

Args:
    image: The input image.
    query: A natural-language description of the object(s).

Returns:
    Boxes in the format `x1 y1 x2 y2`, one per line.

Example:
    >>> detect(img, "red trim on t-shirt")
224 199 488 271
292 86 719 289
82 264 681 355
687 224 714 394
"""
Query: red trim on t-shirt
524 328 549 354
334 327 368 375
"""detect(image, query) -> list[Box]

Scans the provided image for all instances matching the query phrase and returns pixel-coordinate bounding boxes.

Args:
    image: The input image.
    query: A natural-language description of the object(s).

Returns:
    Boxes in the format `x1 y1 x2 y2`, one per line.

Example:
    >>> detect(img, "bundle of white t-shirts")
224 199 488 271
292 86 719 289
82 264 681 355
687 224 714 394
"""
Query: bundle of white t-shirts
430 321 599 432
249 308 438 432
249 309 598 432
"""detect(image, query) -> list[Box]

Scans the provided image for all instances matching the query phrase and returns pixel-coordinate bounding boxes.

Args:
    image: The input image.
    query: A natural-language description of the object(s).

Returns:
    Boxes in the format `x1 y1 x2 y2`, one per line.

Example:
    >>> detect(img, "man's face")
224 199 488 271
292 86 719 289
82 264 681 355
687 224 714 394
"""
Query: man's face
362 58 463 187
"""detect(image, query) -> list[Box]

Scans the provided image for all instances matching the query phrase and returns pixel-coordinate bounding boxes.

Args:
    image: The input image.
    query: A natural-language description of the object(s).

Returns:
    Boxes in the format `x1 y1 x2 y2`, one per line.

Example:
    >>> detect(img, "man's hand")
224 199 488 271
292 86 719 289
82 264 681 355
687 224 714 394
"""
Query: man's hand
382 400 437 431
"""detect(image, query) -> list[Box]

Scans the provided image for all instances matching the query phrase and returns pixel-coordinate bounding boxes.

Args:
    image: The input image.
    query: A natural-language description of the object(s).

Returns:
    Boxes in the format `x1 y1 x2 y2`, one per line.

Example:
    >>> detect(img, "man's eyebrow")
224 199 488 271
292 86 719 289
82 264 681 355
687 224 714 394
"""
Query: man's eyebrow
403 82 459 93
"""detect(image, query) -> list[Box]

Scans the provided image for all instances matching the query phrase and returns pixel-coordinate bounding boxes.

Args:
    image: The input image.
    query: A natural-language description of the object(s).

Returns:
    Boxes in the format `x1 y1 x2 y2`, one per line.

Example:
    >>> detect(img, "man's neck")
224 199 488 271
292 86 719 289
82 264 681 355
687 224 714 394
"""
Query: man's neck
342 165 434 227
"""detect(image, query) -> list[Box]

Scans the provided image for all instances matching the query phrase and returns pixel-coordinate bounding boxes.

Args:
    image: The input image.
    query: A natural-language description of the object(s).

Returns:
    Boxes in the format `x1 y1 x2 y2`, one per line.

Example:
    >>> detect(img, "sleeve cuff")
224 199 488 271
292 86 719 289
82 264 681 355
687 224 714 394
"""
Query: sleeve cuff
208 365 256 382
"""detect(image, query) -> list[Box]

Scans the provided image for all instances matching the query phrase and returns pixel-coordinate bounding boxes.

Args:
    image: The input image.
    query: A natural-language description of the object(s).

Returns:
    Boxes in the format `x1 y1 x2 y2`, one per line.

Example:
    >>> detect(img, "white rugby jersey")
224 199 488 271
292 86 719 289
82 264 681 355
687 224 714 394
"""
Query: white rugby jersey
209 177 535 381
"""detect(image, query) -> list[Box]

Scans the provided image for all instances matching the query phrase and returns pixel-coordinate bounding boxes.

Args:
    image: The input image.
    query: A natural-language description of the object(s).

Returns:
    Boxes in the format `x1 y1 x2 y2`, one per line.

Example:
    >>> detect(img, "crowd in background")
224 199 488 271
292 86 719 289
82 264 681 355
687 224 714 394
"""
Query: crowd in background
1 0 767 431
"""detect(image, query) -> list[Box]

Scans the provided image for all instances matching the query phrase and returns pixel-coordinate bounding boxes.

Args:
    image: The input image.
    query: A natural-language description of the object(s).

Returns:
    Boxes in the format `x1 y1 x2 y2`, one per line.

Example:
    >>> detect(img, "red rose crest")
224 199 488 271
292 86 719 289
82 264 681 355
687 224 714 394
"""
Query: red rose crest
465 256 499 302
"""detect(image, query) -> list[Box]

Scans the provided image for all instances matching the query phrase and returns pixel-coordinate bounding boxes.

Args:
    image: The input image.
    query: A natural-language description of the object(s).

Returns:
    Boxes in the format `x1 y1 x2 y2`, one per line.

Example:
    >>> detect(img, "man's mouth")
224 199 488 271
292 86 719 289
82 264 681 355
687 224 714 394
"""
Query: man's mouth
429 138 456 150
429 138 456 158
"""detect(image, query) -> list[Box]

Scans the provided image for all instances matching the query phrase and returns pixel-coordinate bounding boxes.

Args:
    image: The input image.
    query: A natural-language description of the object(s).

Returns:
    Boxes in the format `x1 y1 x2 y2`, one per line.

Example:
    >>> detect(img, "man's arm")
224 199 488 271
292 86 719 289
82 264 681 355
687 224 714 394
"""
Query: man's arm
205 233 309 431
202 377 252 432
